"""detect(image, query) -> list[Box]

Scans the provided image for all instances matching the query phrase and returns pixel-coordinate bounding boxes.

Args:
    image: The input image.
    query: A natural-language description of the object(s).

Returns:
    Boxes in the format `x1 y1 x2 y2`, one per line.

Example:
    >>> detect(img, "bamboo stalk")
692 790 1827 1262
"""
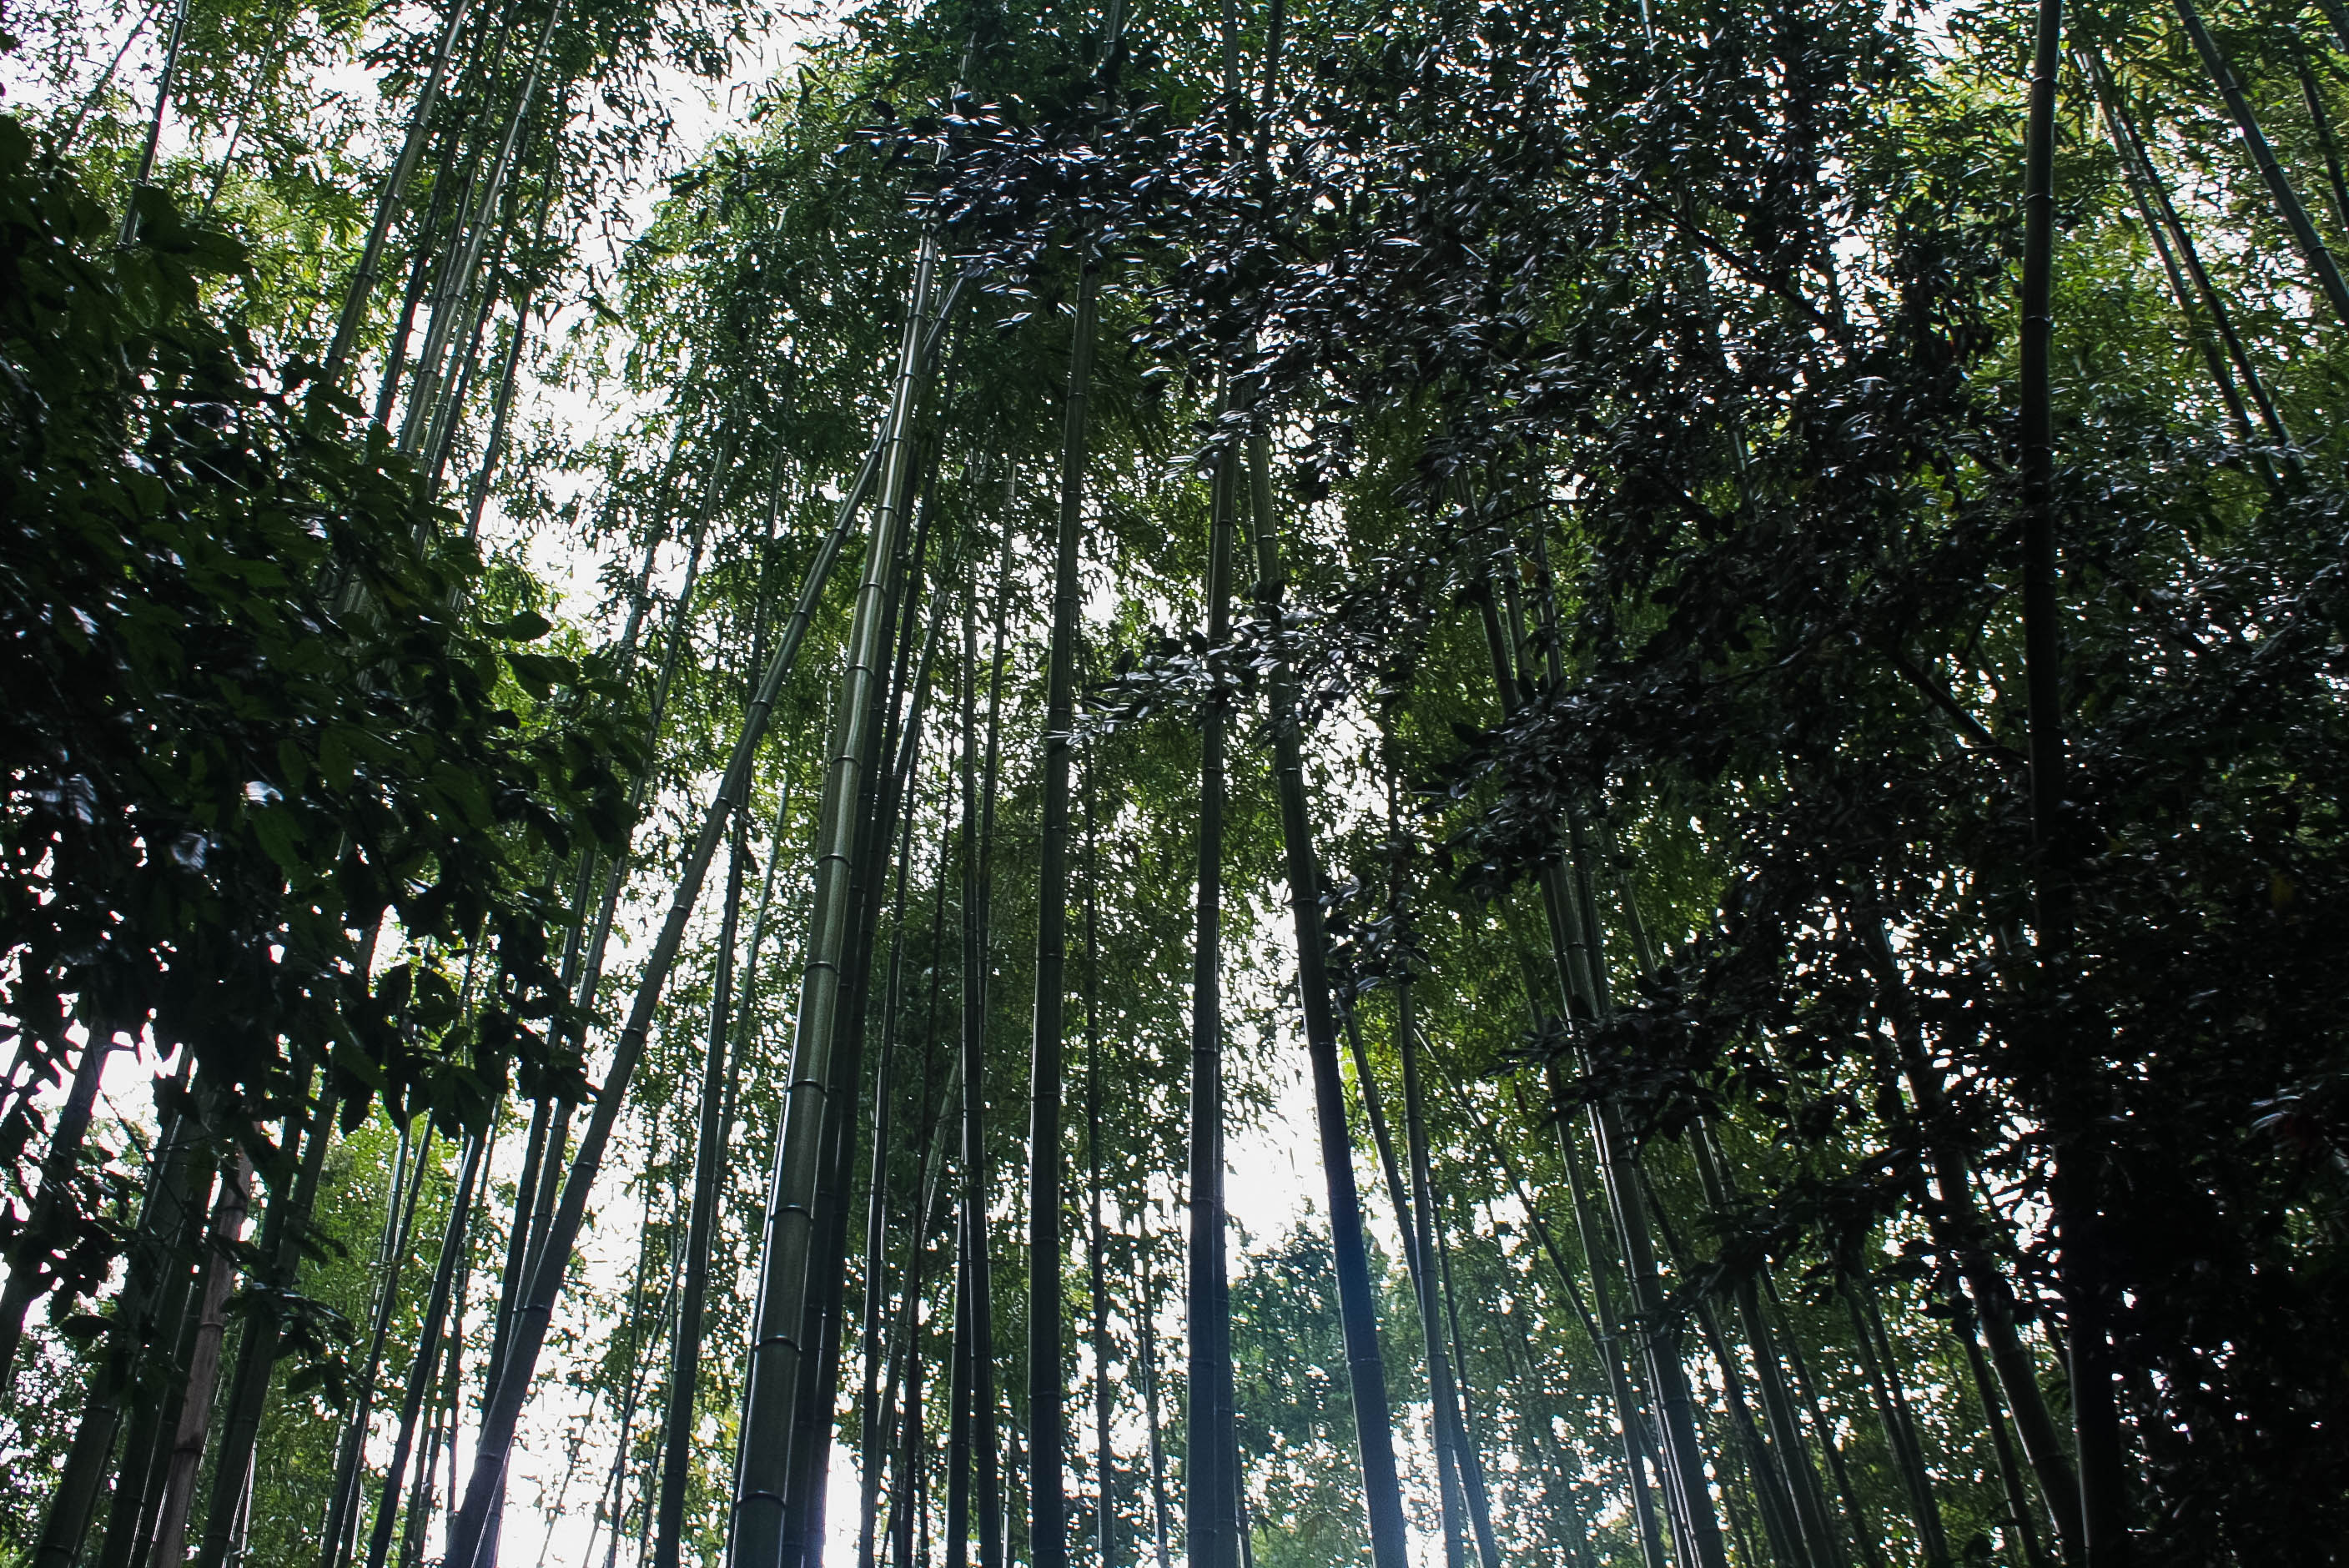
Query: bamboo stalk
1397 972 1501 1568
1337 992 1467 1568
0 1033 116 1386
1471 564 1725 1568
973 495 1016 1568
42 1076 214 1568
1949 1284 2050 1568
1028 235 1104 1568
654 473 794 1568
1138 1251 1174 1568
1855 912 2081 1557
1185 421 1240 1568
1838 1272 1953 1566
2173 0 2349 329
1642 1168 1812 1568
116 0 192 245
788 459 967 1564
2293 43 2349 239
1243 429 1411 1568
196 1073 344 1568
584 1219 680 1568
102 1137 218 1568
446 276 936 1568
362 1124 492 1568
402 2 564 460
2085 48 2291 447
374 161 464 432
53 0 166 156
1758 1273 1887 1568
323 0 489 385
1687 1128 1846 1568
318 1120 436 1568
146 1152 253 1568
1085 756 1115 1568
723 234 948 1568
857 775 930 1568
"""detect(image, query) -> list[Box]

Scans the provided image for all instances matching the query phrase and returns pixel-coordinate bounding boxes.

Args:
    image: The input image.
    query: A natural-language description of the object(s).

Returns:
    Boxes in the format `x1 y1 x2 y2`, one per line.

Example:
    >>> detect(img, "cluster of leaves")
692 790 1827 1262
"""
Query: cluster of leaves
771 0 2349 1553
0 113 639 1148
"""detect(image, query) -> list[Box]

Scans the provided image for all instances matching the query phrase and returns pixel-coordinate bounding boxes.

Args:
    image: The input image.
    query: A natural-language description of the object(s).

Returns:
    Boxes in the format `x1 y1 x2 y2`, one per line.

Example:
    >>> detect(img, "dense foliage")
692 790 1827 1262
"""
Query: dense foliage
3 0 2346 1565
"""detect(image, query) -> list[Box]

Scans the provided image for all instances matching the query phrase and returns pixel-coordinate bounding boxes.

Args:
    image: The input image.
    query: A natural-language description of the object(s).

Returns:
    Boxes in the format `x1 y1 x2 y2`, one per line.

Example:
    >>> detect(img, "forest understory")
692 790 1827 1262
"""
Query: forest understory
3 0 2346 1564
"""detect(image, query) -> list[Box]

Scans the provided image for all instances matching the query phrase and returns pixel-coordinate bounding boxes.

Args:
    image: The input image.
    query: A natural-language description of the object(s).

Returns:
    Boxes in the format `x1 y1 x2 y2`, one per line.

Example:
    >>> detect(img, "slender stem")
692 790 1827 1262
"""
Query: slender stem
2174 0 2349 329
1243 429 1411 1568
2086 49 2290 446
323 0 489 384
0 1035 117 1386
1029 241 1104 1568
196 1074 343 1568
1085 756 1113 1568
1186 419 1240 1568
117 0 192 244
723 235 948 1568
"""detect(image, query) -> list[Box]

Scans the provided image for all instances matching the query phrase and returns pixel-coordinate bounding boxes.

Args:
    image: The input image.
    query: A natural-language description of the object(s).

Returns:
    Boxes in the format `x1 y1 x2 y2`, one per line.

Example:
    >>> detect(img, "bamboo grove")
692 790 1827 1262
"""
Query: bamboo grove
4 0 2347 1562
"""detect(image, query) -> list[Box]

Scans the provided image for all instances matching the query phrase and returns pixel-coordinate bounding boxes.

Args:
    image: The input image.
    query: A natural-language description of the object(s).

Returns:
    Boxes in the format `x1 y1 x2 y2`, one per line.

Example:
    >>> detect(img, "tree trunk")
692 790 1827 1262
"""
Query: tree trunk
1243 430 1411 1568
38 1079 214 1568
965 535 1013 1568
197 1076 344 1568
724 233 948 1568
2173 0 2349 329
882 1042 961 1568
586 1223 679 1568
1185 425 1240 1568
2084 48 2290 448
948 1204 978 1568
896 1326 927 1568
324 0 485 384
147 1152 254 1568
1398 983 1501 1568
449 286 938 1566
372 146 465 432
410 208 511 479
1027 234 1104 1568
364 1124 492 1568
0 1033 115 1387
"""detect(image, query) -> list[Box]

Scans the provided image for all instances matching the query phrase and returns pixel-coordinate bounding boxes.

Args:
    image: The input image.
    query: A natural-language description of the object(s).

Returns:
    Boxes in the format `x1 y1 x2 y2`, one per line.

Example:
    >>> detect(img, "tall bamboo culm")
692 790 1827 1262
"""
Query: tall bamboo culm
1243 429 1411 1568
727 229 944 1568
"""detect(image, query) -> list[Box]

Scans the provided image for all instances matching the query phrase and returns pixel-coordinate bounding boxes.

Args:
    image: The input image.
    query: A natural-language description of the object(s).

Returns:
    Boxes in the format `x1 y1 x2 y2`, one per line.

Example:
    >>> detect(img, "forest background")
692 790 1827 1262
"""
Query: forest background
2 0 2345 1564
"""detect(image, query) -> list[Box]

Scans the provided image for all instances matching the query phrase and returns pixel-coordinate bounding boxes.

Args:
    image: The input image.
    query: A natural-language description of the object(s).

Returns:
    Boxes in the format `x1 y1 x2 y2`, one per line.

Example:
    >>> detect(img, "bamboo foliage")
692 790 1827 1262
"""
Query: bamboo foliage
8 0 2349 1565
